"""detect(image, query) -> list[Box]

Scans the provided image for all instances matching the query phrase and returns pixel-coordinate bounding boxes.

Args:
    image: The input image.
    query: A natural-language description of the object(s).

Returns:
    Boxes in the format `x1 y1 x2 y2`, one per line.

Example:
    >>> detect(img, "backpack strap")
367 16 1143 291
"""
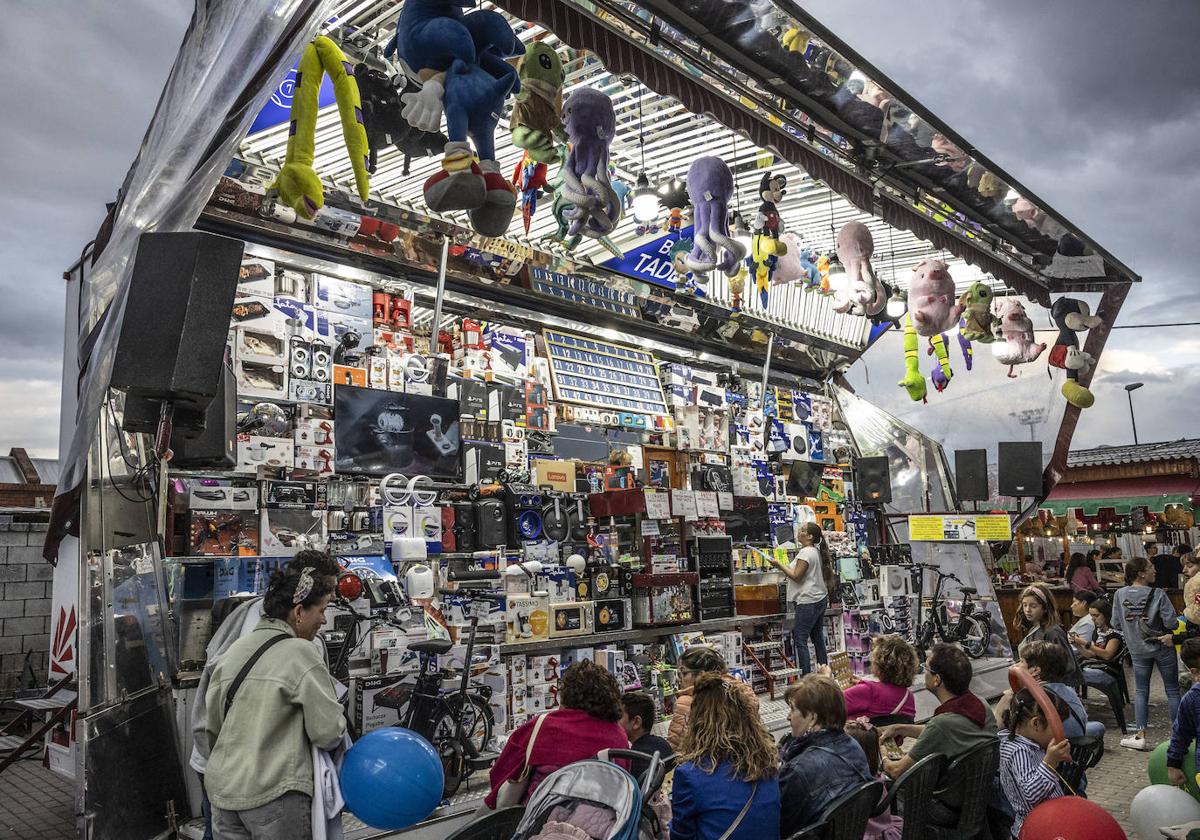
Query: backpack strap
223 633 290 716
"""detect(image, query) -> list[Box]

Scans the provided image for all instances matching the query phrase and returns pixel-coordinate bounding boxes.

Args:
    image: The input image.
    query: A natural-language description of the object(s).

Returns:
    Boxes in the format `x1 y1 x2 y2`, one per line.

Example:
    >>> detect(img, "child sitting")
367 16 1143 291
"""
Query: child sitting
998 688 1073 838
845 719 903 840
1167 638 1200 786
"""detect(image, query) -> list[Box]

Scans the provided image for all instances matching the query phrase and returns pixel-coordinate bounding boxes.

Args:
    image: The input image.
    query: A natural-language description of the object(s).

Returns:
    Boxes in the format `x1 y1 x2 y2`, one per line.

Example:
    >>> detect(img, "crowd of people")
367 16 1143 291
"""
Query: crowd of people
190 544 1200 840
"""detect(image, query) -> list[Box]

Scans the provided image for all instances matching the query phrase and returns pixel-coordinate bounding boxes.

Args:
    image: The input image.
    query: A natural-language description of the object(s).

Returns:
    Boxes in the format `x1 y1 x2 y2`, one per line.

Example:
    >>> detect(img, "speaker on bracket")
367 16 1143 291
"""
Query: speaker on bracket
855 456 892 504
997 441 1043 498
170 363 236 469
111 232 244 433
954 449 989 502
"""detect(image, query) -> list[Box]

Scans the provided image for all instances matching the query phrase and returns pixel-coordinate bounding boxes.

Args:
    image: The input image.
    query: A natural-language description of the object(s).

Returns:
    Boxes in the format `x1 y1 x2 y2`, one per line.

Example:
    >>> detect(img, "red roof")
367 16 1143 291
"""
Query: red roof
1046 475 1200 501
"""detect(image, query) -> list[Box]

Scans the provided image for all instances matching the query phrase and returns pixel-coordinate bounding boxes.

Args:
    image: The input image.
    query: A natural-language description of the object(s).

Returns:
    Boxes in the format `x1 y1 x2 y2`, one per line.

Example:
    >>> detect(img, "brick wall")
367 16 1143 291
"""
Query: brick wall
0 523 54 698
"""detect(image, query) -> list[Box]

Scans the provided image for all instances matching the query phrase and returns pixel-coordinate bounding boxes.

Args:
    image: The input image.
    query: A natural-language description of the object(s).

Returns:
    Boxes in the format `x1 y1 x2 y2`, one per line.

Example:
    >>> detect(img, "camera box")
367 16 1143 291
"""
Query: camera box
313 274 373 320
188 486 258 511
236 435 294 473
260 507 326 556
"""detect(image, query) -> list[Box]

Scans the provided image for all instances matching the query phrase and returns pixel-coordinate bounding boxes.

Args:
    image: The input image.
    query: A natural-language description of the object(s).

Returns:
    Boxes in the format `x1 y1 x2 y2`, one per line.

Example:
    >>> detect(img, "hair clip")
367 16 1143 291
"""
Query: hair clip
293 566 316 604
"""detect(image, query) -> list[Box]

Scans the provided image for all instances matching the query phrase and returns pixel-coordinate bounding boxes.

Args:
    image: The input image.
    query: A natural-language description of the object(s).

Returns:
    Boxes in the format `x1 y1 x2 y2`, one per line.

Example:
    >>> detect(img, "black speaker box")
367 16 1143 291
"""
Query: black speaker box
475 498 507 548
954 449 989 502
110 232 244 411
855 456 892 504
998 442 1043 497
452 501 477 553
170 363 236 468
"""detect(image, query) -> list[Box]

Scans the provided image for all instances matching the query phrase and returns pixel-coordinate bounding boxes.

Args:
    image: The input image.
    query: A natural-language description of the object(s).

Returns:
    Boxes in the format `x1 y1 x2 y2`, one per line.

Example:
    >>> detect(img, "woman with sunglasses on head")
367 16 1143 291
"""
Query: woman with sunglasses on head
1112 556 1180 750
1014 582 1081 689
666 645 758 750
768 521 834 675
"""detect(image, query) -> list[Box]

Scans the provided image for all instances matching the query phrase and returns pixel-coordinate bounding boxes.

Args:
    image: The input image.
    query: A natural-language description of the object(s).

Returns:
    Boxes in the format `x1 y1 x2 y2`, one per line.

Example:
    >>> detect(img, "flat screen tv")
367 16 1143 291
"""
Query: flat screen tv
334 386 462 480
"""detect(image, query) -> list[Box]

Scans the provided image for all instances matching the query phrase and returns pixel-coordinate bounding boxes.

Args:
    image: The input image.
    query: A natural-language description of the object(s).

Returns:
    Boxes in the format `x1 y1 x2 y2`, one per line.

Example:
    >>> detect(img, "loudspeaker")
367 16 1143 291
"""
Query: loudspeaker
998 441 1043 497
110 232 244 412
506 489 544 543
954 449 989 502
855 456 892 504
475 499 507 548
170 363 236 468
451 501 476 553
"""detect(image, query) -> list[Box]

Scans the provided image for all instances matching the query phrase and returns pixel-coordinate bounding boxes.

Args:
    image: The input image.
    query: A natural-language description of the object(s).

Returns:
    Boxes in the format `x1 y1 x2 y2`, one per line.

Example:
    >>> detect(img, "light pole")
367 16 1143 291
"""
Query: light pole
1125 382 1144 444
1010 408 1048 442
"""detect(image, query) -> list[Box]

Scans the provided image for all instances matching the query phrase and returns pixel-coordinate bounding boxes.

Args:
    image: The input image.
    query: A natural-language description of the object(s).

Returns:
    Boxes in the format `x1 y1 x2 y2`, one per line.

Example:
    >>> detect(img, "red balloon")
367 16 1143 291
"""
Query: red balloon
1020 796 1126 839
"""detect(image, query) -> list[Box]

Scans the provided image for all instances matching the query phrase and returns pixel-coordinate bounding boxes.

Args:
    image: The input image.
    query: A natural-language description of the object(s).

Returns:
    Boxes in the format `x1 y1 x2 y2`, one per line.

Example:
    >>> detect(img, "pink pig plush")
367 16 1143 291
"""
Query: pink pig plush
991 297 1047 376
908 259 962 336
832 221 885 316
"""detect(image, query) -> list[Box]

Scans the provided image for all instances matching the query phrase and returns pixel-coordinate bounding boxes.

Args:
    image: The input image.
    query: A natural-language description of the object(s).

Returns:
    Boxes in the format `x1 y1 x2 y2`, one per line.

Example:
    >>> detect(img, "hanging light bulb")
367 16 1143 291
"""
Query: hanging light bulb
885 287 907 319
731 212 753 253
826 256 848 294
631 173 660 224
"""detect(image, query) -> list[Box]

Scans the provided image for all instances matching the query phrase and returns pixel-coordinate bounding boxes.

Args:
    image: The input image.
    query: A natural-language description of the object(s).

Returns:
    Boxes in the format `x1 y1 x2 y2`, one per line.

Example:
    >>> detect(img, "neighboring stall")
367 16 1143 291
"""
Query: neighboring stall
43 1 1138 838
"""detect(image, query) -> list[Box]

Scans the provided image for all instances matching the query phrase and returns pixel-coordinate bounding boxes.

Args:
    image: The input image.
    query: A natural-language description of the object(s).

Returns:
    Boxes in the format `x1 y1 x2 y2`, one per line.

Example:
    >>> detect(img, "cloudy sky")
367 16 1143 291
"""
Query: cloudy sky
0 1 1196 460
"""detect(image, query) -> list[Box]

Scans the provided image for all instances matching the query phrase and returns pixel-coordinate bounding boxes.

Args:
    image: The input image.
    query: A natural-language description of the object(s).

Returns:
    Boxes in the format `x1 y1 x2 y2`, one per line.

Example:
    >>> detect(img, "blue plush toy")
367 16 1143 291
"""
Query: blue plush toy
385 0 525 236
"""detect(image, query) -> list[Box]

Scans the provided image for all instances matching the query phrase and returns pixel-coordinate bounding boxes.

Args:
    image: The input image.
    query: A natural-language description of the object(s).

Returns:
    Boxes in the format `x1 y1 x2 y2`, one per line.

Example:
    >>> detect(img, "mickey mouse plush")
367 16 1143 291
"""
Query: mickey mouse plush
1049 297 1102 408
751 172 787 305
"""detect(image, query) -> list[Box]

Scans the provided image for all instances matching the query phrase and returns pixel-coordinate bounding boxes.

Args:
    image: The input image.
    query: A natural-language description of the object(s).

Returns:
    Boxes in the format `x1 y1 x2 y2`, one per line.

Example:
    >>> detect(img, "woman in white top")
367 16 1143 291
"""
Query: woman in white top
770 522 831 674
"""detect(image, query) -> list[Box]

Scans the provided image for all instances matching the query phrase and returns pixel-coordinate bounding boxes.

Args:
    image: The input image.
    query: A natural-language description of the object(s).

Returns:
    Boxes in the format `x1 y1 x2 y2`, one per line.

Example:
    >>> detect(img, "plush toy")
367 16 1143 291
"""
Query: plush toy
355 64 447 176
832 221 886 316
931 133 969 171
957 281 997 342
1049 297 1102 408
928 333 953 392
772 233 806 285
552 87 622 258
991 298 1047 376
898 313 927 403
799 248 821 290
510 42 565 164
271 36 370 219
683 157 746 282
512 152 549 234
908 259 962 337
816 253 832 295
386 0 524 235
751 172 787 307
957 320 974 370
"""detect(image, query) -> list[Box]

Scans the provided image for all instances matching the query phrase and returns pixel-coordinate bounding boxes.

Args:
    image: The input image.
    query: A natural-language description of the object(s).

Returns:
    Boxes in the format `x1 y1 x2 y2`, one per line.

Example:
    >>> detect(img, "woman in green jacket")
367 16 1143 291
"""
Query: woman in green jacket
205 564 346 839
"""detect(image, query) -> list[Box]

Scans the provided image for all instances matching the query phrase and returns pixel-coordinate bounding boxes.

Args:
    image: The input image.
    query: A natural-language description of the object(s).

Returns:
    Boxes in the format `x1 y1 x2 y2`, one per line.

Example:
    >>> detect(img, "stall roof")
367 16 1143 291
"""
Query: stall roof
1041 475 1200 516
1067 439 1200 469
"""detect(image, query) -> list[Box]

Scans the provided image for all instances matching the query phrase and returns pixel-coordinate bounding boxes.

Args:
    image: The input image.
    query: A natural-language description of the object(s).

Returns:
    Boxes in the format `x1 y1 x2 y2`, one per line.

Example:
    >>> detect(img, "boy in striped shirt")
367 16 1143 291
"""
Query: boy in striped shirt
997 688 1072 837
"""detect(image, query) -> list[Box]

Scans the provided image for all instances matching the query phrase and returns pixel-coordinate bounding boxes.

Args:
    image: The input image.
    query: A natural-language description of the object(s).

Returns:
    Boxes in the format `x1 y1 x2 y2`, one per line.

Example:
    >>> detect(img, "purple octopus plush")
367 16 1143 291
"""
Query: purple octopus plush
683 157 746 280
556 87 621 243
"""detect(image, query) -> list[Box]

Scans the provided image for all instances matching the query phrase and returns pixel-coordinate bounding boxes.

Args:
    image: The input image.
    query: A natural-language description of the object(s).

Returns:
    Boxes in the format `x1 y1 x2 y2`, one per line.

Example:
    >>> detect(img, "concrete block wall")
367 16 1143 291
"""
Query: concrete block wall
0 523 53 697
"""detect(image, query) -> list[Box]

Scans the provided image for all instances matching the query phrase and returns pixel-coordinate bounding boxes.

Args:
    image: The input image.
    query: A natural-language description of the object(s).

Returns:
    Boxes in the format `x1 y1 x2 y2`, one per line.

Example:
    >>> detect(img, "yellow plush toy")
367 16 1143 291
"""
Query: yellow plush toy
271 36 370 219
898 313 927 402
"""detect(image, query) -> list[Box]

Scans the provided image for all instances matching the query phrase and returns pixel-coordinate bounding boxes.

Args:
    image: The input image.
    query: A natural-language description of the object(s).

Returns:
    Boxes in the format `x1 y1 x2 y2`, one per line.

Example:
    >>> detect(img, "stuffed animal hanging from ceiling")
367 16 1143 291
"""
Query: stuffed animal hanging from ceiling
957 281 997 342
957 319 974 370
832 221 886 316
898 313 927 403
991 298 1047 377
385 0 525 236
512 151 549 234
683 157 746 282
1049 297 1102 408
928 333 953 393
551 87 622 258
271 36 371 219
510 42 566 165
355 63 447 176
908 259 962 336
751 172 787 307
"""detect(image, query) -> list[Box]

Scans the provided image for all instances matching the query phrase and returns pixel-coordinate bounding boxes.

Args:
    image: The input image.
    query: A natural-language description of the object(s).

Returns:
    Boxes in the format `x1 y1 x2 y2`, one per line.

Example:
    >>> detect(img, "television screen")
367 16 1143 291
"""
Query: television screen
786 460 823 498
725 497 770 544
334 386 461 479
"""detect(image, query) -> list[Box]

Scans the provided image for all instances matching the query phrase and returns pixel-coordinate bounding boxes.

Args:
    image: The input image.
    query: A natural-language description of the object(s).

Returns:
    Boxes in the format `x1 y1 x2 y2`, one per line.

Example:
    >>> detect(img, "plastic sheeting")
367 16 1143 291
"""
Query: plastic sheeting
56 0 337 503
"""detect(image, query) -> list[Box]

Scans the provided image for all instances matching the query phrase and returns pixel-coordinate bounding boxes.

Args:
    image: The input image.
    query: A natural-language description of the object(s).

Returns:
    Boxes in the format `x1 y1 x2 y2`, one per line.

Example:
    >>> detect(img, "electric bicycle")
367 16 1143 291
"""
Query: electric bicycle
913 563 992 659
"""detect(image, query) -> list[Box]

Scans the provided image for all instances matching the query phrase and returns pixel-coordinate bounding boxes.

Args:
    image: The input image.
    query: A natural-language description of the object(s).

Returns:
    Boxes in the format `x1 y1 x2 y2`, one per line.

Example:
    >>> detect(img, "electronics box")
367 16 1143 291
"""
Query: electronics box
506 595 550 644
313 274 373 320
593 598 632 632
630 573 699 628
533 459 578 492
548 601 594 638
354 673 410 734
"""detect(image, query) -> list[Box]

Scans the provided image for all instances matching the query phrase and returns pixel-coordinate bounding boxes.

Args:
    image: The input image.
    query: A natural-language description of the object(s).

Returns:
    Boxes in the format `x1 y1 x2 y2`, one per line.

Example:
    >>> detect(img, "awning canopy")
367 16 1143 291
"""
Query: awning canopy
1040 475 1200 516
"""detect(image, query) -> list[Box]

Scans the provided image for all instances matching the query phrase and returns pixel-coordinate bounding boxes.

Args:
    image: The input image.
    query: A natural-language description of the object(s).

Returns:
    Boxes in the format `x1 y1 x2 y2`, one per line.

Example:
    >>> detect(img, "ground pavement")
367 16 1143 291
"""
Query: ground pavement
0 667 1179 839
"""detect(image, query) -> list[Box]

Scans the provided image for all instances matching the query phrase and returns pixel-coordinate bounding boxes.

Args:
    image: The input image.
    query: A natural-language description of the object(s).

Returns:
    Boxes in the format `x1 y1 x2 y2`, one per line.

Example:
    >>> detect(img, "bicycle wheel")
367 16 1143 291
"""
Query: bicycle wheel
444 693 494 755
958 615 990 659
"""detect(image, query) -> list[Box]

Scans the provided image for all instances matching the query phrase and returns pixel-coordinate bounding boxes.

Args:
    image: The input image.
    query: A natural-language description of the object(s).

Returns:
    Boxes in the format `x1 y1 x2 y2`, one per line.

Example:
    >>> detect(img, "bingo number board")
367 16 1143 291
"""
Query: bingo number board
543 329 669 416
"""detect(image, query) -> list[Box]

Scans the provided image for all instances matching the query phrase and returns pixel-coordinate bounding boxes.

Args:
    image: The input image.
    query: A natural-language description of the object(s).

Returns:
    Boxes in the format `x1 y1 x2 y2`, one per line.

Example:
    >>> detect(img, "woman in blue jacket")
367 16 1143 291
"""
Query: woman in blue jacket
779 674 874 837
670 673 781 839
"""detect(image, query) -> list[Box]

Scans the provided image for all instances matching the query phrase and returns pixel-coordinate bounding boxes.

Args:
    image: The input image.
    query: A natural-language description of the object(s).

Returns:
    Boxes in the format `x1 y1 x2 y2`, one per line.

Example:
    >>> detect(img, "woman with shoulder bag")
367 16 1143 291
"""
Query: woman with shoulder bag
1112 557 1180 750
769 522 833 675
205 565 346 839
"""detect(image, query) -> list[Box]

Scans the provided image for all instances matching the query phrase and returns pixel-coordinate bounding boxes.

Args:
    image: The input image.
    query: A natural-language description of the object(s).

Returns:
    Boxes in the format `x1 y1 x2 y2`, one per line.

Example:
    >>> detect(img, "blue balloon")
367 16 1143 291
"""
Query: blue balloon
340 727 444 830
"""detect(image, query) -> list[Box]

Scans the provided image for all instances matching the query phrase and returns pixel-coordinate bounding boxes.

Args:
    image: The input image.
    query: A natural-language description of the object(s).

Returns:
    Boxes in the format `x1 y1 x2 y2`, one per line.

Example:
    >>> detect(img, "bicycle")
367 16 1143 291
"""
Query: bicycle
913 564 991 659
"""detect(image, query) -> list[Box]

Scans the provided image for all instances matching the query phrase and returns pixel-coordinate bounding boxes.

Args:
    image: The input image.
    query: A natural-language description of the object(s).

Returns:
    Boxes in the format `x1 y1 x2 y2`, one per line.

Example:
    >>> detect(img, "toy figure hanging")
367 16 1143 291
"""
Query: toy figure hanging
271 36 370 219
385 0 525 236
908 259 962 336
751 172 787 307
957 282 997 342
898 312 927 403
513 152 549 234
991 298 1046 376
832 221 886 316
355 63 447 176
510 42 566 164
927 333 953 393
957 319 974 370
683 157 747 283
552 87 623 258
1048 297 1102 408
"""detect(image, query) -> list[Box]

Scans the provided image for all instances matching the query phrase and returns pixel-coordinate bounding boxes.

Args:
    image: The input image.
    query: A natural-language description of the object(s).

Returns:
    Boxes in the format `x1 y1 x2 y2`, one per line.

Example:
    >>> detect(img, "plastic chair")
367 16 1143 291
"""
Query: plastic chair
1058 735 1105 795
877 753 947 840
444 806 525 840
785 822 828 840
822 779 884 840
926 740 1000 840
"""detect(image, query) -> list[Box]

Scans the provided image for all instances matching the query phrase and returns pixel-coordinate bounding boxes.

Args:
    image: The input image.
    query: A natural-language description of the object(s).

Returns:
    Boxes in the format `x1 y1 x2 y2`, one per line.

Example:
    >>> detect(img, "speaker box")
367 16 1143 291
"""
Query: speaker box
954 449 989 502
475 499 507 548
110 232 244 412
855 456 892 504
998 441 1043 497
506 488 544 543
451 501 476 553
170 363 236 469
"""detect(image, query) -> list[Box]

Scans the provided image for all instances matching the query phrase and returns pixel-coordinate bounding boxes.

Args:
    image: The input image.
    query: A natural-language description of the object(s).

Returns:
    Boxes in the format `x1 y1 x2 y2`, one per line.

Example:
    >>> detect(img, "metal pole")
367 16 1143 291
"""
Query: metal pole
429 234 450 355
1127 389 1139 445
760 333 775 453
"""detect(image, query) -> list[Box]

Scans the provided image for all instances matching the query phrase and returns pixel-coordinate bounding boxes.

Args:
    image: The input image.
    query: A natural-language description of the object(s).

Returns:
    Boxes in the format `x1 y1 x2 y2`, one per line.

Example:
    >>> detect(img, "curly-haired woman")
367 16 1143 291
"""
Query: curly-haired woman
484 660 629 808
670 673 781 840
841 634 918 726
667 645 758 749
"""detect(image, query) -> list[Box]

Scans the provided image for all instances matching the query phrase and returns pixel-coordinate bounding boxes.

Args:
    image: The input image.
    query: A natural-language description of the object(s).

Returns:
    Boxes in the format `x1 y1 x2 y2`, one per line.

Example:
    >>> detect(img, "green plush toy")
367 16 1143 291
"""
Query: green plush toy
899 312 927 402
510 42 565 165
957 281 998 343
271 36 371 219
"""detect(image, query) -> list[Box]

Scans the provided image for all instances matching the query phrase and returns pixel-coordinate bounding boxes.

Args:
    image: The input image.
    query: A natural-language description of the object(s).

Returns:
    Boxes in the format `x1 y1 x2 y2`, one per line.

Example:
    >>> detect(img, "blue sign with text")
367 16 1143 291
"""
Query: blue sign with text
248 59 337 136
600 226 694 289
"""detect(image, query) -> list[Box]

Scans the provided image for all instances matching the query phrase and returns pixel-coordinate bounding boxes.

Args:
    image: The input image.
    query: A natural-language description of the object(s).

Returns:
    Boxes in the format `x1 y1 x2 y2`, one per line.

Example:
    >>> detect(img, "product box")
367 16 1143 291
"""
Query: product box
261 479 327 509
259 507 326 556
593 598 631 632
189 511 258 556
354 673 410 734
233 358 288 401
293 416 334 446
236 435 294 473
589 566 619 601
413 504 442 553
509 656 528 686
465 441 506 486
327 531 384 556
560 648 596 670
289 379 331 405
506 595 549 644
533 459 577 492
526 654 560 685
510 683 531 716
294 446 336 476
529 682 559 713
188 486 258 511
318 312 375 365
382 504 414 542
238 256 276 297
313 274 373 320
548 601 594 638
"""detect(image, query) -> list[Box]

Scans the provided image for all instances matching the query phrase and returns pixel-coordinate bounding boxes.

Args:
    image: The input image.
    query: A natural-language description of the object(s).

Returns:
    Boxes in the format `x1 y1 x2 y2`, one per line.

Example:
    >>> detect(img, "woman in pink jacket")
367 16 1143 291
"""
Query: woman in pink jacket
841 634 918 726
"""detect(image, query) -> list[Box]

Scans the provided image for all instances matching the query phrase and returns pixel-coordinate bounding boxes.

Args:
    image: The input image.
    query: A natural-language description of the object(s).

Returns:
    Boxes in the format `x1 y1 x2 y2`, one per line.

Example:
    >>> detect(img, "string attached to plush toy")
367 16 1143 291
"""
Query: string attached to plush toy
271 36 371 220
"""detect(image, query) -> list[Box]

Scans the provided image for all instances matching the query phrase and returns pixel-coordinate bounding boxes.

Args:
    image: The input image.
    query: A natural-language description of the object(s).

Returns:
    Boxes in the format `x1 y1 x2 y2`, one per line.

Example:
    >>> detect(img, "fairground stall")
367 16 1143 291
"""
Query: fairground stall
43 0 1137 837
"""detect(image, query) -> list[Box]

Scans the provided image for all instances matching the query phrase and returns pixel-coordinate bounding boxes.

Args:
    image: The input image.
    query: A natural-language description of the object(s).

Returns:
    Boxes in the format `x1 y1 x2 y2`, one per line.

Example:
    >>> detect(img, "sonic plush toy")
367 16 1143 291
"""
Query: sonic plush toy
385 0 525 236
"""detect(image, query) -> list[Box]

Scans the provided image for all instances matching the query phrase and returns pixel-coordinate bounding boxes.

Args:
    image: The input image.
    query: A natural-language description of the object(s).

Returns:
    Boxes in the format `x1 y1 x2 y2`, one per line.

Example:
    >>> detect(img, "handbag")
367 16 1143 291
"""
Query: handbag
491 711 550 810
717 781 758 840
1133 588 1169 645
